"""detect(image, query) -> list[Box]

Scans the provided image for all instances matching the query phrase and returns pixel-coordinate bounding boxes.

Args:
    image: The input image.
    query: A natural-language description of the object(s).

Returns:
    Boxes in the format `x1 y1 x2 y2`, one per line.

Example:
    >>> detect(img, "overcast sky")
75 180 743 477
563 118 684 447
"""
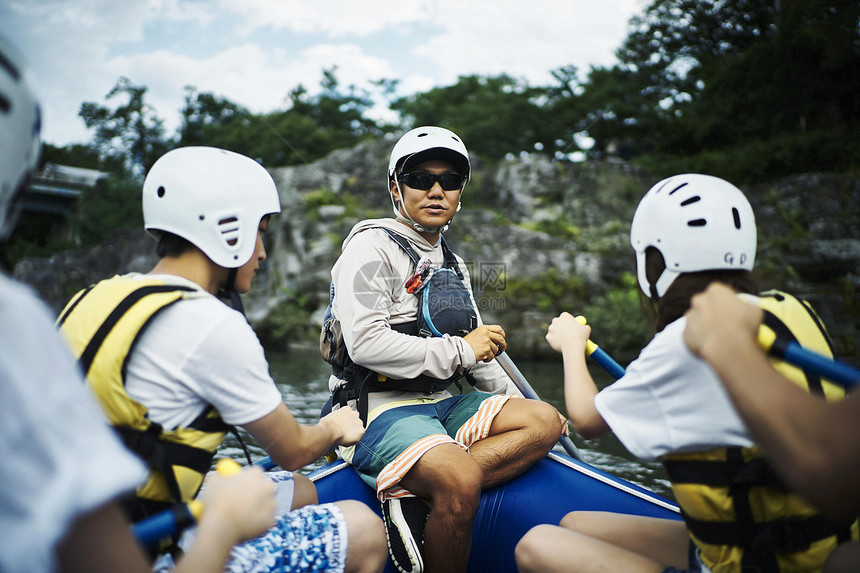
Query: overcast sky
2 0 644 147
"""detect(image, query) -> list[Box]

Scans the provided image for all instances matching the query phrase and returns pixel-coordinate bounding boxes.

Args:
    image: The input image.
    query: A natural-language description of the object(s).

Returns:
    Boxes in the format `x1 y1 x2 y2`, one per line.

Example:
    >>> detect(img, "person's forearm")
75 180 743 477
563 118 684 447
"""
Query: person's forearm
292 419 344 465
173 518 240 573
702 334 860 514
245 404 339 471
561 345 605 438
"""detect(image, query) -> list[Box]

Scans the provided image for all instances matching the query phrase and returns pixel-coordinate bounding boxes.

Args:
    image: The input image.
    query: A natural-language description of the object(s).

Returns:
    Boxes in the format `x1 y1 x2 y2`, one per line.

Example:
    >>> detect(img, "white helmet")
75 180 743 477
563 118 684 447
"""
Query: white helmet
388 126 470 179
630 173 757 299
143 146 281 268
388 126 470 233
0 37 42 242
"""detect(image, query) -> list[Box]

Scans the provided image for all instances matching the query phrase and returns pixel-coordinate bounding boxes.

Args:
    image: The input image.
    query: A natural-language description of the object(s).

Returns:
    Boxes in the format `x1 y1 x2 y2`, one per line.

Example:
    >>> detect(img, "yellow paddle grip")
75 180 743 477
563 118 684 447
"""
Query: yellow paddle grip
215 457 242 476
573 315 599 355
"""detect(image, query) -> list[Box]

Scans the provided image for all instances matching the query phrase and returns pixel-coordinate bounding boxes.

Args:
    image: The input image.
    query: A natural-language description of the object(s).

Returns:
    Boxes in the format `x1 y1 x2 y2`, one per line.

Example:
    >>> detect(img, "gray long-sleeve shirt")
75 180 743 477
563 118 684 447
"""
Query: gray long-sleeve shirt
328 218 517 414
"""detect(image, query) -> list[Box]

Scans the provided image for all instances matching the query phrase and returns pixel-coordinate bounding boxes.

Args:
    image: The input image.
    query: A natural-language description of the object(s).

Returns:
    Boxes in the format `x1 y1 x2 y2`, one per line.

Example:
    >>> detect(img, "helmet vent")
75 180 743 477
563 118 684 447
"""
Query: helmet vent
668 182 689 195
732 207 741 229
157 186 166 198
680 196 700 206
218 216 240 246
687 219 706 227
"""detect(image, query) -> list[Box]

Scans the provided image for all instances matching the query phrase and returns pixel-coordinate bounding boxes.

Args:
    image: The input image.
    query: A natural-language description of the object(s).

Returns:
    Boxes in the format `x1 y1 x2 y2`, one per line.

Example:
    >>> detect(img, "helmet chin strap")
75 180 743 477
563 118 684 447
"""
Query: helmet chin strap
389 176 461 235
218 268 246 315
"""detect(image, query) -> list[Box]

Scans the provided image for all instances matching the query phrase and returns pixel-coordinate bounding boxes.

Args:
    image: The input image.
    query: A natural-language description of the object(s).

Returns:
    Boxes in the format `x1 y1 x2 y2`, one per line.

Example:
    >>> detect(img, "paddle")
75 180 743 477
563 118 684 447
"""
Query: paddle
131 458 242 548
573 316 626 380
494 351 582 460
574 314 859 390
758 327 859 389
253 456 277 471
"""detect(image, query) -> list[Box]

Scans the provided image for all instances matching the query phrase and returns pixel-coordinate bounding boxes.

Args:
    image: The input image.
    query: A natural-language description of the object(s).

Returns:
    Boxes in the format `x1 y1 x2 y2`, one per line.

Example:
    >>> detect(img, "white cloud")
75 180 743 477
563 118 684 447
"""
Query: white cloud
2 0 643 145
102 41 399 135
219 0 432 37
410 0 639 87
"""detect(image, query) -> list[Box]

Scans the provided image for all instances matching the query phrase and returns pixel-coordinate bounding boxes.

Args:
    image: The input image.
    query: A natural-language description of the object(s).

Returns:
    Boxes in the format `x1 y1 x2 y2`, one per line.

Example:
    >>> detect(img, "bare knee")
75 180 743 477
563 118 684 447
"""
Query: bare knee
336 500 387 573
515 524 558 573
527 400 565 443
559 510 600 532
429 460 482 519
291 473 318 509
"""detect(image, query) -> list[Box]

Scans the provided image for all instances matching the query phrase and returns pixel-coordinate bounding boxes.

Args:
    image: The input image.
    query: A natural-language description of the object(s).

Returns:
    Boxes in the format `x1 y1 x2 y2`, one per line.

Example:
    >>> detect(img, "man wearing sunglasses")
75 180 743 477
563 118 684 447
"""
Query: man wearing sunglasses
324 126 565 573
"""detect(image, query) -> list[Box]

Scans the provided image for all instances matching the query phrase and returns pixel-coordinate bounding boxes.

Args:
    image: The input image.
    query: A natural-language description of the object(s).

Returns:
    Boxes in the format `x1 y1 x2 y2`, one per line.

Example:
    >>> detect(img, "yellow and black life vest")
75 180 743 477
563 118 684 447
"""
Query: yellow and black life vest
57 275 233 520
662 290 858 572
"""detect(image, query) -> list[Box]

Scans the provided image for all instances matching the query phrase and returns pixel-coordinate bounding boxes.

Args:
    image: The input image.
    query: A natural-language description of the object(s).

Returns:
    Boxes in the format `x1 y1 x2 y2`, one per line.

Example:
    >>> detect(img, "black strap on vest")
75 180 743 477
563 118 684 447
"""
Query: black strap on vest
664 447 855 571
380 228 465 280
329 229 472 423
56 284 95 325
66 284 196 376
759 291 837 397
62 283 252 502
761 309 825 396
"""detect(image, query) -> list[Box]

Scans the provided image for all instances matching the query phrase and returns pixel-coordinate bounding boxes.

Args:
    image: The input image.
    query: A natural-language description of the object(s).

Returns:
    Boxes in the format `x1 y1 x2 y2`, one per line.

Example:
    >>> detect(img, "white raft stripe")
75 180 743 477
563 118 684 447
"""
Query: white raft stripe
546 451 681 514
312 454 680 514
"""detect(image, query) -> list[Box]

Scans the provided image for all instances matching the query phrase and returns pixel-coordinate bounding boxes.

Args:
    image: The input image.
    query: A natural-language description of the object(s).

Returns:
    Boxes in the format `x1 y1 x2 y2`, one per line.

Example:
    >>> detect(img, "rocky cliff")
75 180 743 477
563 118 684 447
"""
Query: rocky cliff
14 138 859 364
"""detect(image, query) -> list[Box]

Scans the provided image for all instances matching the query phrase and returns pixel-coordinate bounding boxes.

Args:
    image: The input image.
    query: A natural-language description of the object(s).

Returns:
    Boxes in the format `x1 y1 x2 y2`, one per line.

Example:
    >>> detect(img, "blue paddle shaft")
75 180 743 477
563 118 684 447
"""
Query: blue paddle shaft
778 341 859 389
254 456 277 471
589 347 626 380
131 504 194 548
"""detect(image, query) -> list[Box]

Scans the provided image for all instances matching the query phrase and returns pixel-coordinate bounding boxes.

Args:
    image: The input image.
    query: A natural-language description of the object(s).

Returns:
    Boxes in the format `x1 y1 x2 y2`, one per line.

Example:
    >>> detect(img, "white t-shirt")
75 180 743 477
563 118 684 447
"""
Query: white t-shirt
594 317 755 461
123 273 284 430
0 274 146 573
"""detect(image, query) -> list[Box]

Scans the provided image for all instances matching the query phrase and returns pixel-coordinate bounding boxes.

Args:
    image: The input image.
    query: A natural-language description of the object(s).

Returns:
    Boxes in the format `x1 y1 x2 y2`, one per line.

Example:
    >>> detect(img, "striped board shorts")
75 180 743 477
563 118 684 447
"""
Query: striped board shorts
343 392 513 500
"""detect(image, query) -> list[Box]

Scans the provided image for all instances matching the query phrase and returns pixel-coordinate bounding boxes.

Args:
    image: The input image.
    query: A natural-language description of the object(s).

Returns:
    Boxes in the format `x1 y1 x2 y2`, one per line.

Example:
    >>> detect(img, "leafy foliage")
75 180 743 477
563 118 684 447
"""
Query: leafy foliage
502 268 587 313
79 77 170 176
392 74 569 161
70 176 142 246
178 68 390 167
23 0 859 271
583 273 653 354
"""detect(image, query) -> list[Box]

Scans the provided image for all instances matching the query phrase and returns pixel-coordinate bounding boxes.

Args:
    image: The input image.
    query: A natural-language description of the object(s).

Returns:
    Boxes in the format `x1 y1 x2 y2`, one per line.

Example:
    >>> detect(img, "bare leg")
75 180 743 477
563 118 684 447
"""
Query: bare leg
469 398 563 488
561 512 690 568
337 500 388 573
400 443 483 573
516 523 668 573
291 473 318 509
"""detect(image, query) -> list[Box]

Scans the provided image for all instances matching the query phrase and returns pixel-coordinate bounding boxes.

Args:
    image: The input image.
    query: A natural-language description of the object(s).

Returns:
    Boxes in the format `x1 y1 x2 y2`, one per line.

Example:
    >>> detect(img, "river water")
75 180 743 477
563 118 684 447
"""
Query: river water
221 344 674 501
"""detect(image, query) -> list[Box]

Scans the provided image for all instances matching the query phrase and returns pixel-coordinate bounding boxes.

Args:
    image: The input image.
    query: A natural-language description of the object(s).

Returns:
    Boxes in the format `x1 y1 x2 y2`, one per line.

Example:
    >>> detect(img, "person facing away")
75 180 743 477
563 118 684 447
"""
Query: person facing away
56 145 387 573
0 35 279 573
683 283 860 572
324 126 566 573
515 173 858 573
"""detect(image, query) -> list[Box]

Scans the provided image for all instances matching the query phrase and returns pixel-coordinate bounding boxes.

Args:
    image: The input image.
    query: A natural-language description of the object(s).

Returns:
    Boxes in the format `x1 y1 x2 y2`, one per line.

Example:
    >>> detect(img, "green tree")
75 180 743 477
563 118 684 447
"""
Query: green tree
255 68 384 166
79 77 171 176
177 87 253 149
391 74 563 162
578 0 776 160
71 175 142 246
177 68 387 167
40 142 110 171
578 0 860 179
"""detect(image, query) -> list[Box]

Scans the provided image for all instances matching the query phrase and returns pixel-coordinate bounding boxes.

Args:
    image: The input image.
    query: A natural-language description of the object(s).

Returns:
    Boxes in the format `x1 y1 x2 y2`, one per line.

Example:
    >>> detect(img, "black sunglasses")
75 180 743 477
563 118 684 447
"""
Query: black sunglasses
398 172 465 191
